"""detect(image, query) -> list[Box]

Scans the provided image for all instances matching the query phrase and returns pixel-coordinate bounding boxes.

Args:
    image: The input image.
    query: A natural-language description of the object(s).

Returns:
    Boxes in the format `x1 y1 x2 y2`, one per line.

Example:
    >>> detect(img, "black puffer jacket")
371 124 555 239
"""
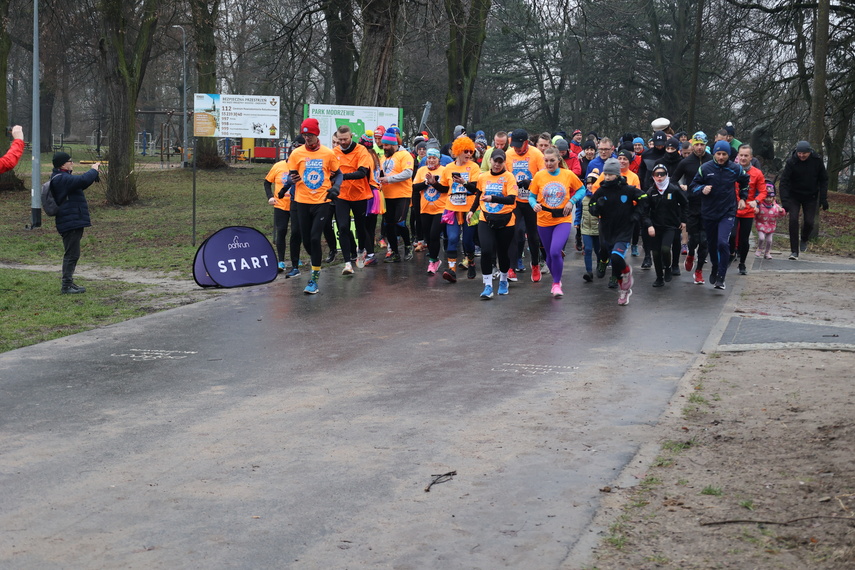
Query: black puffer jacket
51 167 100 234
778 150 828 205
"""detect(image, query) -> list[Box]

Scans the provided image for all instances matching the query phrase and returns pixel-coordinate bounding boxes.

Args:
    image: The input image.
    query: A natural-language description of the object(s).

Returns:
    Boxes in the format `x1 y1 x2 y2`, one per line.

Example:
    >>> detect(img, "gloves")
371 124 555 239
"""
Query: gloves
326 188 340 201
588 202 599 216
518 179 530 189
821 199 829 211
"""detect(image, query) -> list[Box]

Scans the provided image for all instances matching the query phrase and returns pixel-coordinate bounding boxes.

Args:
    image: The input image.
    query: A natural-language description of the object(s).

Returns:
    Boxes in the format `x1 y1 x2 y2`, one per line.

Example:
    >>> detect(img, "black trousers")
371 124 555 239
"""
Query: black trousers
61 228 84 284
478 221 515 275
787 194 818 253
295 201 333 267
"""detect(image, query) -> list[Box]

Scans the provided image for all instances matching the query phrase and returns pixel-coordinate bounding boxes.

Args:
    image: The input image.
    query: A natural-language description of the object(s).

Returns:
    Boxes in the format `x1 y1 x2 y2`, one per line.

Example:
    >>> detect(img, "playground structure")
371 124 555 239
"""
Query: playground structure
135 110 192 165
222 137 285 163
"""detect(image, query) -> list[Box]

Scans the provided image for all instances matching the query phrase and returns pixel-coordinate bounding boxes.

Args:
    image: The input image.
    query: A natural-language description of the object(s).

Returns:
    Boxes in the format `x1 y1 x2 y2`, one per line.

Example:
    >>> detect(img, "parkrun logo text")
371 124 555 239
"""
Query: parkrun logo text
227 236 251 250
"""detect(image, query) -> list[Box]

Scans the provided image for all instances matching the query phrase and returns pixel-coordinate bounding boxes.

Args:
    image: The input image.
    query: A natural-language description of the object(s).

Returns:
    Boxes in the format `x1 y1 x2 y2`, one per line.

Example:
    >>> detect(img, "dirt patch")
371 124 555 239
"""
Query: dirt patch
0 261 229 310
590 264 855 570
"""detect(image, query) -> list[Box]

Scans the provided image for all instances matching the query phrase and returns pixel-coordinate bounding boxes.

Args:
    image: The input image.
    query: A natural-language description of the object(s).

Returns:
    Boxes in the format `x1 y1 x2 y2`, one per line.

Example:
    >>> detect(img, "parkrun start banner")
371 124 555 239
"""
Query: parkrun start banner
194 226 278 288
194 94 280 138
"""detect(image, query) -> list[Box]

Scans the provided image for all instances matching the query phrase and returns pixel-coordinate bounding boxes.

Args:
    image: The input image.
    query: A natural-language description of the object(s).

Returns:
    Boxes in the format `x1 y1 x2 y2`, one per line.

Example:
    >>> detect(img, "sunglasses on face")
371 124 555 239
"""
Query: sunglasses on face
652 172 667 177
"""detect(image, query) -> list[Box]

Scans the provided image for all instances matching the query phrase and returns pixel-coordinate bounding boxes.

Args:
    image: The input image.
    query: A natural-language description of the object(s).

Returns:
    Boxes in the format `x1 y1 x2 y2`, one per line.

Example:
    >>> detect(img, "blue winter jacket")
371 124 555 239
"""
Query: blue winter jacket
51 167 100 234
689 159 749 221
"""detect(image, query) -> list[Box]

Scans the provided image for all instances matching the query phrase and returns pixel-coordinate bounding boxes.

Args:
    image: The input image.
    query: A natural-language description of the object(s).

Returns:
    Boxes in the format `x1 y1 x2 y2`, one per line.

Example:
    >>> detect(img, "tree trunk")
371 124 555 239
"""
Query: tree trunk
324 0 357 105
191 0 226 168
687 0 704 130
40 87 55 153
444 0 491 141
354 0 399 107
98 0 159 205
0 0 24 192
809 0 829 238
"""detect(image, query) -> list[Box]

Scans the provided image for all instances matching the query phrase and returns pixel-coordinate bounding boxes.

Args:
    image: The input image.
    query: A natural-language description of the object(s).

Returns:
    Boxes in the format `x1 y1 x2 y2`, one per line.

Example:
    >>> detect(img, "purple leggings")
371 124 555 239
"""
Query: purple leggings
537 223 572 284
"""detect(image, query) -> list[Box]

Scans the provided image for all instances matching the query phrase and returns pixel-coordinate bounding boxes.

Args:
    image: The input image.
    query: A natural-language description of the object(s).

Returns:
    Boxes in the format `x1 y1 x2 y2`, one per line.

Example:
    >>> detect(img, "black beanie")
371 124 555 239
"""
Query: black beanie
53 152 71 168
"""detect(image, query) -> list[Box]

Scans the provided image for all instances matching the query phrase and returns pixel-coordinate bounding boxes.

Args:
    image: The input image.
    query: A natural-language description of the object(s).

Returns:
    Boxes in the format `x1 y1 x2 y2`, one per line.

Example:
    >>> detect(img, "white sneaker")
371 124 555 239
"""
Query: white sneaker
356 250 366 269
342 262 354 275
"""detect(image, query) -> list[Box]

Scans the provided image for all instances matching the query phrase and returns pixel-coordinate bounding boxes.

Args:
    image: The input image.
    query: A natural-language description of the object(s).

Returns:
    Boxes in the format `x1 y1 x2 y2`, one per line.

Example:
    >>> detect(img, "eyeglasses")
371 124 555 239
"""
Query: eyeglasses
463 149 474 154
652 172 667 177
598 147 612 152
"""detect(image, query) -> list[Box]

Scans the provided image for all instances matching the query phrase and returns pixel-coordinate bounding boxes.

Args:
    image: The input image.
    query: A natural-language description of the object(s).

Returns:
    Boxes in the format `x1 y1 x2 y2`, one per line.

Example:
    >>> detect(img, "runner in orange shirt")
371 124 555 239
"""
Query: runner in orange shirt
414 148 447 274
435 136 481 282
332 125 375 275
505 129 546 282
378 126 414 263
287 118 342 294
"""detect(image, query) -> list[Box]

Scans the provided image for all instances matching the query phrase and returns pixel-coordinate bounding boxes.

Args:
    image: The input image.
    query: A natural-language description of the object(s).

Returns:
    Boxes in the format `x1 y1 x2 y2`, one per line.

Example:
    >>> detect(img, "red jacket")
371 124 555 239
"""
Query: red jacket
736 166 766 218
0 139 24 173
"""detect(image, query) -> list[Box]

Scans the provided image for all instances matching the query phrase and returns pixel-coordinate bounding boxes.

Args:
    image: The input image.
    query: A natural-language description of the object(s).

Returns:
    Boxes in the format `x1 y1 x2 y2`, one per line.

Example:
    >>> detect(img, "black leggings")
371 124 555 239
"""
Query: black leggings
651 227 678 278
730 216 754 265
478 221 515 275
420 212 443 260
383 197 411 255
273 208 291 262
509 201 540 266
686 212 708 270
295 201 333 268
334 198 369 263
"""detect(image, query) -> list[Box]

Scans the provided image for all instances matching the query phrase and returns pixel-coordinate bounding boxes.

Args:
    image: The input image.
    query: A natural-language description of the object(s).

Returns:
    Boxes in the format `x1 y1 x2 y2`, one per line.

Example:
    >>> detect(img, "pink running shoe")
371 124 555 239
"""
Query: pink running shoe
551 282 563 298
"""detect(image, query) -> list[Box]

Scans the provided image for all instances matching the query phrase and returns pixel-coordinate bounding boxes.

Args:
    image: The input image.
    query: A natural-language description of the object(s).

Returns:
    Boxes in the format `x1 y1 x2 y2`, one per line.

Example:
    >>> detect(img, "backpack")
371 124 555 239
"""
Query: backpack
41 178 62 216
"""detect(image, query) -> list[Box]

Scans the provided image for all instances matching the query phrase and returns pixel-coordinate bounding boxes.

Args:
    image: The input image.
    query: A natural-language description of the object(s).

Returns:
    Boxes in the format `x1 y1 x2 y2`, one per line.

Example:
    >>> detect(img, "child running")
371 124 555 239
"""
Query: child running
754 183 787 259
590 158 644 305
528 147 585 298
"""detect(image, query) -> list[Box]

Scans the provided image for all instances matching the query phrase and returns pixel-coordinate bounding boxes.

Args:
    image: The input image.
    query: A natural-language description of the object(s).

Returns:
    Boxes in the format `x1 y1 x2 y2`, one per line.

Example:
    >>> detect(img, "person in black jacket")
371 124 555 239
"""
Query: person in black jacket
643 164 687 287
50 152 101 294
673 132 713 284
591 158 644 306
778 140 829 259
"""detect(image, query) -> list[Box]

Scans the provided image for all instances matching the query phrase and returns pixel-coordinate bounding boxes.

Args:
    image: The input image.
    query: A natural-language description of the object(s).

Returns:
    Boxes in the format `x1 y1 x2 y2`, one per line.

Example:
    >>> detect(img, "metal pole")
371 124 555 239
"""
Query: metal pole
172 25 188 168
192 136 197 246
28 0 41 229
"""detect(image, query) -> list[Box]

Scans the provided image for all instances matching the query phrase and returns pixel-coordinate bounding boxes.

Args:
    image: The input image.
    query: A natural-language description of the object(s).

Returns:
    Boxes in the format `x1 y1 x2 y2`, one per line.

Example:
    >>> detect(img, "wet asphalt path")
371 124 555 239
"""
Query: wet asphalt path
0 251 733 568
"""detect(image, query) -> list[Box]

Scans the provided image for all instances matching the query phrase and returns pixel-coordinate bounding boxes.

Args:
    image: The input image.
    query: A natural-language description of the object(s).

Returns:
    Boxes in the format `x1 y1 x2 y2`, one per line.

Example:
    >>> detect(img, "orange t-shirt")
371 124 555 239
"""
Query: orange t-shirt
380 149 414 199
287 145 340 204
506 146 545 202
334 144 374 202
530 168 583 227
265 159 292 211
477 170 518 226
414 164 447 215
440 161 481 212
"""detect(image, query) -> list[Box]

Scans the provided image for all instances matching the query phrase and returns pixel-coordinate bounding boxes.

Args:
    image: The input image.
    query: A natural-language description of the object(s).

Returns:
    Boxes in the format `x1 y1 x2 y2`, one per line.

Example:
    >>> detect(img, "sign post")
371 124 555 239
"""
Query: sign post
191 94 280 244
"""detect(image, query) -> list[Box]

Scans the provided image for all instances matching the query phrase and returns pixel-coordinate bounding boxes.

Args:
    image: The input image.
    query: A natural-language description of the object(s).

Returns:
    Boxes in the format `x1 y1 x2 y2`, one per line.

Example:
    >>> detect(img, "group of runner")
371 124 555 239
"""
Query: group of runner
266 118 784 304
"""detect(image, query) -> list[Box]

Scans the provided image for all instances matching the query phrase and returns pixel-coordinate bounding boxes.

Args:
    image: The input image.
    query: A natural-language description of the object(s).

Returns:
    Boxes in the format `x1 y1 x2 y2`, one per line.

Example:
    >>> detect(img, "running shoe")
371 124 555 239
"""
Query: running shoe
755 250 763 258
641 255 652 269
684 254 694 272
652 277 665 287
278 261 286 272
800 240 808 252
285 267 300 278
620 265 634 291
507 268 518 282
583 272 593 282
480 285 494 299
664 267 672 282
427 260 440 275
492 268 500 279
379 238 388 248
467 264 476 279
681 243 688 255
617 288 632 306
474 246 482 257
714 276 726 290
671 265 681 277
342 262 354 275
364 255 378 266
531 264 542 282
458 257 469 269
385 253 401 263
764 253 773 260
304 280 319 294
404 246 414 261
551 282 563 298
356 250 367 268
631 245 639 257
498 280 509 295
516 258 525 272
442 268 457 283
608 275 618 289
596 260 607 278
789 251 799 260
693 269 704 284
325 250 337 264
738 263 747 275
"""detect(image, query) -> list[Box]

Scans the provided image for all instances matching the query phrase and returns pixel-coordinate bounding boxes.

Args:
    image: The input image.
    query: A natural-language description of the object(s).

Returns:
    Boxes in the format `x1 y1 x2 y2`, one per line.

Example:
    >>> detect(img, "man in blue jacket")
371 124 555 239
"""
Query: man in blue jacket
50 152 101 294
690 140 748 290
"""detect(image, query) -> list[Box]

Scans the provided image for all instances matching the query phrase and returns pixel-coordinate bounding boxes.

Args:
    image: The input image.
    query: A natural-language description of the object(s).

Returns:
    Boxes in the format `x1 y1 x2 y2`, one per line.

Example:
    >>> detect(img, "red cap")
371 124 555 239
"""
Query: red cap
300 118 320 136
